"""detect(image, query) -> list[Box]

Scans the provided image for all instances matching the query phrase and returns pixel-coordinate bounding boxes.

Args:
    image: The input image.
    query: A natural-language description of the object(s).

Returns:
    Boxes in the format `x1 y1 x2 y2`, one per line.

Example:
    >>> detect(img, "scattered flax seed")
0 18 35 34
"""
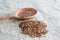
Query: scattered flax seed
19 21 48 37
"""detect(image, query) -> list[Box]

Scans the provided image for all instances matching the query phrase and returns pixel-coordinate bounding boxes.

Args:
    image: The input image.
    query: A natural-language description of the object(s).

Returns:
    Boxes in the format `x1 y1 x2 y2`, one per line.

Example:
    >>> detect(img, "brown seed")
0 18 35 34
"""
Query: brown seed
19 21 47 37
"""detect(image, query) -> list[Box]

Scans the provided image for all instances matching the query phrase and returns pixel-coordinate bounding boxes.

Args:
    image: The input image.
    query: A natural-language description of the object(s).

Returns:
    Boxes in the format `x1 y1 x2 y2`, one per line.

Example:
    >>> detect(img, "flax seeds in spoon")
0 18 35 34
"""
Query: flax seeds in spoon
0 8 37 21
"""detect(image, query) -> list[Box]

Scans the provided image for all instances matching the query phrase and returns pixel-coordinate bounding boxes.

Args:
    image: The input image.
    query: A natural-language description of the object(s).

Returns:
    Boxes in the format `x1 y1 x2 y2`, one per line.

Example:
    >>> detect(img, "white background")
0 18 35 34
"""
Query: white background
0 0 60 40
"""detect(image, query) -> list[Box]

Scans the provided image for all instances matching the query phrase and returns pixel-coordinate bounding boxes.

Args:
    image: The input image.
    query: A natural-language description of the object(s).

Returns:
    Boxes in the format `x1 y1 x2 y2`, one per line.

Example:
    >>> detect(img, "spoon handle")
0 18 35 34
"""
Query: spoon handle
0 15 15 21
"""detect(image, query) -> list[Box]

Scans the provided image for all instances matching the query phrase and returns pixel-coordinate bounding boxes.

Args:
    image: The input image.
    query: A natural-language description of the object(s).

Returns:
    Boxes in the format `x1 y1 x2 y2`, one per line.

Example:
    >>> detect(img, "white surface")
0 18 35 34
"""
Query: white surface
0 0 60 40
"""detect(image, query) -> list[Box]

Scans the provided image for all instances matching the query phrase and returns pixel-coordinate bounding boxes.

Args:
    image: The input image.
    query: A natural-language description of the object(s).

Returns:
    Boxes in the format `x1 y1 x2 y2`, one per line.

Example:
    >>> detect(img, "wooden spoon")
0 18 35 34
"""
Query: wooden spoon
0 8 37 21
